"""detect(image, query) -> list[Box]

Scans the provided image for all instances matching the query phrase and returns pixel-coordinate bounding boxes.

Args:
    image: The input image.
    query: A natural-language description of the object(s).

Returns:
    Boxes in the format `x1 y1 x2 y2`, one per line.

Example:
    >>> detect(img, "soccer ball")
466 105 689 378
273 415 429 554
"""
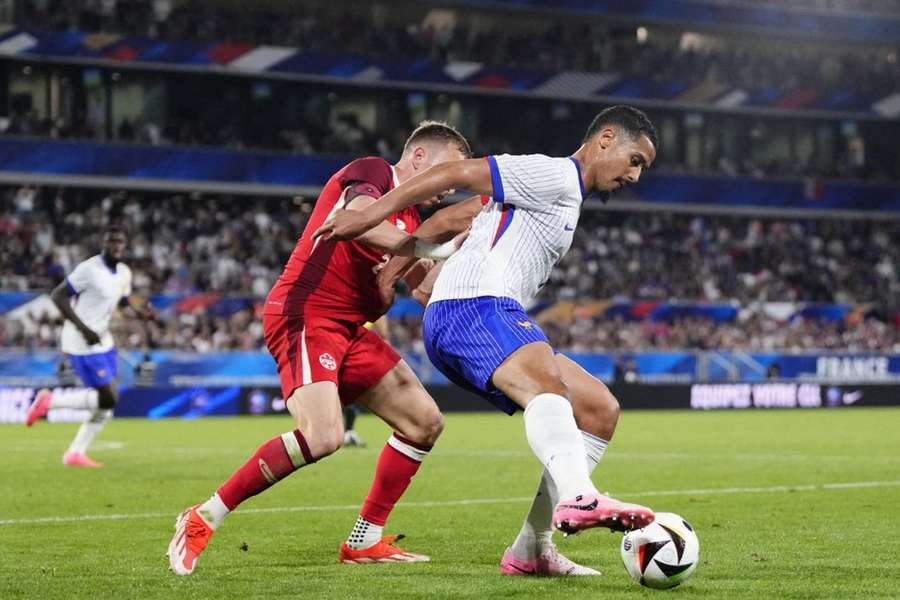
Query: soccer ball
620 512 699 589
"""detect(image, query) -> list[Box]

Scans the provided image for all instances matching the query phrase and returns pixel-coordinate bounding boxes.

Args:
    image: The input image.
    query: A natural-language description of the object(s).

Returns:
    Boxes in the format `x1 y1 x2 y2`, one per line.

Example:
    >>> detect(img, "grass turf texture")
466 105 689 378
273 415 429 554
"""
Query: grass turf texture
2 408 899 599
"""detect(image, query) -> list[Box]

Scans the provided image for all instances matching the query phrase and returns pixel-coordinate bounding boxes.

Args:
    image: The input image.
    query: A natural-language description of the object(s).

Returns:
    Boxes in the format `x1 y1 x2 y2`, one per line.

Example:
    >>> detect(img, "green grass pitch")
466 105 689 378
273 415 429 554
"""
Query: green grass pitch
3 408 900 599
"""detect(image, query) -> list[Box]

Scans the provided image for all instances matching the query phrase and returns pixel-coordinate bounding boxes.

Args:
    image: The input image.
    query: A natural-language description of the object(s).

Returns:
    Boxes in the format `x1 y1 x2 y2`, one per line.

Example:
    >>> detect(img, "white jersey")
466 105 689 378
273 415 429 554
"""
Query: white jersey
60 255 132 355
430 153 585 307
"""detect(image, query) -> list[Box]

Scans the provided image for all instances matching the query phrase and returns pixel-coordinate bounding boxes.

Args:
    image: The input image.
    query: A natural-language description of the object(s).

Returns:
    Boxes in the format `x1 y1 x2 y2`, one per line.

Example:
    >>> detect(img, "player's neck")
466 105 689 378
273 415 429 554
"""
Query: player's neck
570 146 591 194
100 253 118 272
392 160 413 184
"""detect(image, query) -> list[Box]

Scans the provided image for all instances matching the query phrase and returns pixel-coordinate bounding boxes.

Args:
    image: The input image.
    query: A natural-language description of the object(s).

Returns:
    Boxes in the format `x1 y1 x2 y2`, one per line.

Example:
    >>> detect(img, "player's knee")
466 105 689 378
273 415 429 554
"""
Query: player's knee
306 428 344 458
395 405 444 447
575 387 620 437
97 386 117 410
417 410 445 446
297 418 345 458
538 376 569 400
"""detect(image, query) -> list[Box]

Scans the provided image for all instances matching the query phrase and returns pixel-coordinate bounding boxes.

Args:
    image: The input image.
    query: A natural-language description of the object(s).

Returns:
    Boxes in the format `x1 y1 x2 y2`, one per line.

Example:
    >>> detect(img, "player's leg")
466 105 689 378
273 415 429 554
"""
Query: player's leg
337 329 441 563
169 381 344 575
26 351 115 427
491 344 652 535
62 379 117 468
502 354 620 575
27 349 119 467
490 341 600 502
343 405 366 447
168 315 349 575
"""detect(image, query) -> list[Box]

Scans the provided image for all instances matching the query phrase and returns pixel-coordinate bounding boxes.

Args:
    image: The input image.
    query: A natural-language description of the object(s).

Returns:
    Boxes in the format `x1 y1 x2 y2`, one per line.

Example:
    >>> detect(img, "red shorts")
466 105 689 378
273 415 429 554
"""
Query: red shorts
263 313 401 403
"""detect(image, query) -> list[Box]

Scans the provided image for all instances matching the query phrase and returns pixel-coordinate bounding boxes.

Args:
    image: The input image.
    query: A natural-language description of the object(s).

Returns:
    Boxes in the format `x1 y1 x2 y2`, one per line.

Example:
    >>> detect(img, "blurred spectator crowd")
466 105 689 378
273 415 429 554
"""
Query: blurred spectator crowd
1 185 897 352
14 1 900 98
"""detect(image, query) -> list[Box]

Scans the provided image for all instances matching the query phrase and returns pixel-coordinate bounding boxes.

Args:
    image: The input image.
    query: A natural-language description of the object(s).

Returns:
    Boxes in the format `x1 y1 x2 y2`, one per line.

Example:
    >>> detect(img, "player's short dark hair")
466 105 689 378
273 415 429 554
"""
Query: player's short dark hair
403 120 472 159
104 225 127 238
583 105 658 151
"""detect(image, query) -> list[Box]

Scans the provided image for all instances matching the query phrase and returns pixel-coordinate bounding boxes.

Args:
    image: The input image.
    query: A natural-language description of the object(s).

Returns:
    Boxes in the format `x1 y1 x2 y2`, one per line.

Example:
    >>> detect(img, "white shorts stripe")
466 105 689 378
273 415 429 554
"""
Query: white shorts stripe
387 435 429 462
300 327 312 385
280 432 306 468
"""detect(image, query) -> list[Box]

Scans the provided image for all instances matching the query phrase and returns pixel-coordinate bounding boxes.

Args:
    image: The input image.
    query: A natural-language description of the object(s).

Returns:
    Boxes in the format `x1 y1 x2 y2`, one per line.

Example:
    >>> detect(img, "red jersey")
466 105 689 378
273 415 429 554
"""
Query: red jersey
264 157 421 324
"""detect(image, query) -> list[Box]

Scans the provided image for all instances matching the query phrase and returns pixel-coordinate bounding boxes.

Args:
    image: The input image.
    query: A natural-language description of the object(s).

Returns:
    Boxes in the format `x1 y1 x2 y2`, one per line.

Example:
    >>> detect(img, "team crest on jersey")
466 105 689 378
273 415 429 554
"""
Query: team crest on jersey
517 321 533 329
319 353 337 370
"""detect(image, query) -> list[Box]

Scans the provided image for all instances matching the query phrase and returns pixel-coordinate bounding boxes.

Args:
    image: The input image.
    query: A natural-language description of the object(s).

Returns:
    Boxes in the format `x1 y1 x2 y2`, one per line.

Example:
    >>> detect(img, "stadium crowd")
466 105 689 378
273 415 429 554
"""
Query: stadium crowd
15 1 900 97
1 185 897 352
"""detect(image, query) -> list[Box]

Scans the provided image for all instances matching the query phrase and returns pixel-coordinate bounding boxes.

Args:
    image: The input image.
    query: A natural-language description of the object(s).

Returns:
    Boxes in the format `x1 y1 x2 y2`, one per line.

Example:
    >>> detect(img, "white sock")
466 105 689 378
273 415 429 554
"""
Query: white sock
511 431 609 560
346 515 383 550
198 493 230 530
523 393 596 500
67 409 112 454
51 390 99 411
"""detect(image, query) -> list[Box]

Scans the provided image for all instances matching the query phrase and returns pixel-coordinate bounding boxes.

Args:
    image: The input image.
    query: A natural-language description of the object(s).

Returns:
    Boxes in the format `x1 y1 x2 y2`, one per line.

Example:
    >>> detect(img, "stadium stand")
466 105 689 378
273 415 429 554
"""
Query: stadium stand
2 185 896 352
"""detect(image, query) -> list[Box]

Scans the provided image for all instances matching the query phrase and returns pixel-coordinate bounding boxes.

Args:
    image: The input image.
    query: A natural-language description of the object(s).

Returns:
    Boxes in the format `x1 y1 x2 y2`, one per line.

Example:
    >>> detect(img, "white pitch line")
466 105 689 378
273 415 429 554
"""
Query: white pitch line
2 479 899 527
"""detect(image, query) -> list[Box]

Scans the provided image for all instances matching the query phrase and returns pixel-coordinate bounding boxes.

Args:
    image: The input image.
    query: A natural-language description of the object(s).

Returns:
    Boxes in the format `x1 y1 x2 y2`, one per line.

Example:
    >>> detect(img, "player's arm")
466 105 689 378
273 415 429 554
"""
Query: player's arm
49 280 101 345
347 193 468 260
118 295 157 321
314 159 493 241
411 262 445 306
369 316 390 338
372 195 481 304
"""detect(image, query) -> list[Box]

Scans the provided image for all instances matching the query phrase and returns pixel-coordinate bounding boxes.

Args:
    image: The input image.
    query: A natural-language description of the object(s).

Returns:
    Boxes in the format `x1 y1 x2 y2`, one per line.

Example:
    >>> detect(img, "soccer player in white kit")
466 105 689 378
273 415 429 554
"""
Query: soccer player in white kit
25 227 154 467
316 106 660 576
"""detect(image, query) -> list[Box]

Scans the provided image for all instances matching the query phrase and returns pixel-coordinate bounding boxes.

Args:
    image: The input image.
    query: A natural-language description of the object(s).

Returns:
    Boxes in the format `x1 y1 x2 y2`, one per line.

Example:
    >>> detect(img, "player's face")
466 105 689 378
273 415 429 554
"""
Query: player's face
589 130 656 198
411 143 467 207
103 232 127 261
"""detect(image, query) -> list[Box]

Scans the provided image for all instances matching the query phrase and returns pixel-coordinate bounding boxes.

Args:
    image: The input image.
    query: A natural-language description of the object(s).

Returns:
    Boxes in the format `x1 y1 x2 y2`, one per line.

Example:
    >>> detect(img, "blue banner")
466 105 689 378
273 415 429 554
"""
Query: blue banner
6 350 896 386
0 137 347 188
2 138 898 212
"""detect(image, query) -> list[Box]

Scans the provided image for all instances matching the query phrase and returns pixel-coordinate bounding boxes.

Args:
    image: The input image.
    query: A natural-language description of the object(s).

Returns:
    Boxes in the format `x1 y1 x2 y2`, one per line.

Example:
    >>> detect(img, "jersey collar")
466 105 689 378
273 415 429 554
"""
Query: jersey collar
390 165 400 190
568 157 589 202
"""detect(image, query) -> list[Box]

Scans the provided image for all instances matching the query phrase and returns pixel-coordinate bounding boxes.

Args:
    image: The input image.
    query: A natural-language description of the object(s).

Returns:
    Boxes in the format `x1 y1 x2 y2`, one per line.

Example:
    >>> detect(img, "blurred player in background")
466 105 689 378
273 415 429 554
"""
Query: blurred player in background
25 227 155 467
316 105 659 576
168 122 476 575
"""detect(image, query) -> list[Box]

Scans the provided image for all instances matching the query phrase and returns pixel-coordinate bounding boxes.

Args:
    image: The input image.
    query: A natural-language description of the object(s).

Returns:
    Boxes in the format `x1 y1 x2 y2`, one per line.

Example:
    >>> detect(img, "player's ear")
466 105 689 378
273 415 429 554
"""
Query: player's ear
598 128 616 150
411 146 426 170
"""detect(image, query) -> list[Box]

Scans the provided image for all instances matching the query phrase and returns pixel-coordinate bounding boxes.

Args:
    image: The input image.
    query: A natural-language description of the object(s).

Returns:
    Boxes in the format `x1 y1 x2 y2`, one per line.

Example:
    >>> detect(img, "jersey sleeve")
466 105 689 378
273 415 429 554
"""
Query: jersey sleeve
339 157 394 199
65 260 93 295
486 154 565 210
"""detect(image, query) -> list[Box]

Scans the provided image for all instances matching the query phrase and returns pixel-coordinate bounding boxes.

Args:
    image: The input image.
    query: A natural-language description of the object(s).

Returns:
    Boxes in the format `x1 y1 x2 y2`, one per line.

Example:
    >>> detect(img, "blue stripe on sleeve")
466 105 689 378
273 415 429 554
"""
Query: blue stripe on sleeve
486 155 505 203
65 277 79 296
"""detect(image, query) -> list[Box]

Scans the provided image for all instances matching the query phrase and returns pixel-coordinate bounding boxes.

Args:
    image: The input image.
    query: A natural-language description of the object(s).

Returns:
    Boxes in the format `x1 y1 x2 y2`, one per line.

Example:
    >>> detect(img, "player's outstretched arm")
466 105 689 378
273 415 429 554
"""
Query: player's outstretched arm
367 194 482 301
118 295 157 322
314 159 493 241
49 281 101 345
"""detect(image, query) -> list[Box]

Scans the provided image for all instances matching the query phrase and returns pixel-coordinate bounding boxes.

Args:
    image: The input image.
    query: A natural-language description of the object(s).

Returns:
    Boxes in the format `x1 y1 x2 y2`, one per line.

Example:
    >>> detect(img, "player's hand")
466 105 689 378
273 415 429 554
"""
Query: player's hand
452 227 470 250
139 303 158 322
312 209 373 241
375 279 396 312
79 326 101 346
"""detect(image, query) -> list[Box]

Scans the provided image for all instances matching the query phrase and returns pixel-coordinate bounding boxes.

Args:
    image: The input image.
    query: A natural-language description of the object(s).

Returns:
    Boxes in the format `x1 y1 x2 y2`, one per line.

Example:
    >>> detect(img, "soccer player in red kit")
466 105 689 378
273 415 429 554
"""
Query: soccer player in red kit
168 122 474 575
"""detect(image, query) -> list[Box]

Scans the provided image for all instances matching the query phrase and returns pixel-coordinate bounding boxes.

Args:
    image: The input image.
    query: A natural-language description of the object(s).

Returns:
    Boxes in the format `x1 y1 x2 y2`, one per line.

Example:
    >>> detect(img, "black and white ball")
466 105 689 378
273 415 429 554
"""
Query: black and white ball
620 512 699 589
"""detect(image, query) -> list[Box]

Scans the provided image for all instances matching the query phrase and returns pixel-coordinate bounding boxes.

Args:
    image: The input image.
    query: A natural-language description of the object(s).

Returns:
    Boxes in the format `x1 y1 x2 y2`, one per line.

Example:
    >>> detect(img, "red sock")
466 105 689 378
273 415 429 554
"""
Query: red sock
217 430 315 510
360 433 431 526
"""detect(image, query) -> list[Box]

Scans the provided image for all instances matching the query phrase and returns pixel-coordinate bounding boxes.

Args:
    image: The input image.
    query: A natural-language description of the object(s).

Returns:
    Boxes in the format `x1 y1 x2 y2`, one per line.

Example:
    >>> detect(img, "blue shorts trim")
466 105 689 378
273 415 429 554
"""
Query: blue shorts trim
423 296 549 415
68 349 118 388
